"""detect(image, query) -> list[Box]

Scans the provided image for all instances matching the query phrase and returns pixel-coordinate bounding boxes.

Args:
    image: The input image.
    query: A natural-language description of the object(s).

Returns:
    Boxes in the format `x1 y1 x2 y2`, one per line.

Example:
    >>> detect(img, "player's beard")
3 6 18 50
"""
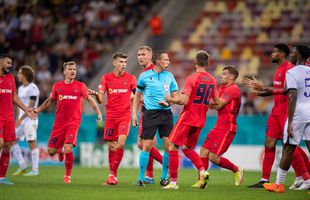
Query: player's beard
271 58 279 64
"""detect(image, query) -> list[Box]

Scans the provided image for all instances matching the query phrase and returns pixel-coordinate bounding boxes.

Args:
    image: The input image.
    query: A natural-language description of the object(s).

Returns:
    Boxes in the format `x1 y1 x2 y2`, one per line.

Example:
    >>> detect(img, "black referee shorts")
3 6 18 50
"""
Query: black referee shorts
141 109 173 140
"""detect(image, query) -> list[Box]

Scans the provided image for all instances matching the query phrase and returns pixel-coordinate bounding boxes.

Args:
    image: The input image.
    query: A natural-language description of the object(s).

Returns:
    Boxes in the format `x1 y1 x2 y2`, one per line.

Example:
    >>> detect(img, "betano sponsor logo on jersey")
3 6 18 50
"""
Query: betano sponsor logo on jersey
59 95 78 101
108 88 128 94
0 89 12 93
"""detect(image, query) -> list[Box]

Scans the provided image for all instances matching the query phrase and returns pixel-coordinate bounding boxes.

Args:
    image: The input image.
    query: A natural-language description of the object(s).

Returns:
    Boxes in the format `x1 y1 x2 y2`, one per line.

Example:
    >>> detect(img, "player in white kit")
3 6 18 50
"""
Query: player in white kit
264 45 310 193
11 65 40 176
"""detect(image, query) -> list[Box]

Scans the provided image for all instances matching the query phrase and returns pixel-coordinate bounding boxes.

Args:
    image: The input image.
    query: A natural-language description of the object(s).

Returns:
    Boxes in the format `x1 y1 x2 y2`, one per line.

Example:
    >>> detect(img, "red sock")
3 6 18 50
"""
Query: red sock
200 157 209 170
146 157 154 178
111 148 124 177
182 149 204 172
150 147 162 164
109 149 116 173
292 148 310 180
297 146 310 174
0 151 10 178
218 157 238 173
169 150 179 182
65 152 74 177
262 147 275 180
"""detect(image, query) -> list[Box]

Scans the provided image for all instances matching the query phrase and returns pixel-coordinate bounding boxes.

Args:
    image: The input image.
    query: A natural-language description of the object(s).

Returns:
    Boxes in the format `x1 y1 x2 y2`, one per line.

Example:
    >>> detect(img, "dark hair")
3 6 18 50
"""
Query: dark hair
20 65 35 82
295 45 310 60
196 50 210 67
0 54 12 60
223 65 239 80
274 43 290 57
62 61 76 71
152 50 167 64
112 52 128 60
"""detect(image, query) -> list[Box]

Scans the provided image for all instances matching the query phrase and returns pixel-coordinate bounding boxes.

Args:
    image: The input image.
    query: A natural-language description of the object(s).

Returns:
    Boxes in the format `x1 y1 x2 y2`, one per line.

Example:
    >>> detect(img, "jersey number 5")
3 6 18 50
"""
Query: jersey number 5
193 84 214 105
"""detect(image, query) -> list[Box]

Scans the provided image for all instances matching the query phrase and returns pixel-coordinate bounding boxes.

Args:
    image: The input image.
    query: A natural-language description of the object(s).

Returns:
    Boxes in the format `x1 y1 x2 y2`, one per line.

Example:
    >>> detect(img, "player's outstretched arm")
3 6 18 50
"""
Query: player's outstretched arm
16 99 36 128
86 95 102 123
166 91 189 105
13 92 37 120
88 89 105 104
35 96 53 114
132 91 141 127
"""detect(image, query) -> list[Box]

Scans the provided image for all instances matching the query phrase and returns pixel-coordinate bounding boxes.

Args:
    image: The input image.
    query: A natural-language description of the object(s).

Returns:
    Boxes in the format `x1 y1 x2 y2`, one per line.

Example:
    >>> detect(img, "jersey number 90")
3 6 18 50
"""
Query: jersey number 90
193 84 215 105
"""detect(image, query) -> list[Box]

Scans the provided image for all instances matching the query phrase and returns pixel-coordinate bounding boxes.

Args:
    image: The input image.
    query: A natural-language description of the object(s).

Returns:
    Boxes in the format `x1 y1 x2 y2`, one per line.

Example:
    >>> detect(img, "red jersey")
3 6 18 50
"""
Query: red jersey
141 63 154 73
98 72 137 120
50 80 89 126
179 72 217 128
272 61 294 115
0 73 16 121
214 83 241 132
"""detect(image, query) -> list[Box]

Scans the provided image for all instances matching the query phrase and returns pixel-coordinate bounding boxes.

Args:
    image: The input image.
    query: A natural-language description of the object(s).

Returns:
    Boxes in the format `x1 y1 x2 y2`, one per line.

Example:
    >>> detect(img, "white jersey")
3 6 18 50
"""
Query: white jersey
18 82 39 124
286 65 310 123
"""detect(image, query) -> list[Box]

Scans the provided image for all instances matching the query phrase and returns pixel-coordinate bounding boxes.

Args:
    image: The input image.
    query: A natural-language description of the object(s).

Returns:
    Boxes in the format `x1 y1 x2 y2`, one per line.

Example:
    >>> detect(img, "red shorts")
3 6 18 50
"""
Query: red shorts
103 118 130 141
0 120 16 142
266 113 287 140
169 123 201 149
202 129 235 156
48 124 79 149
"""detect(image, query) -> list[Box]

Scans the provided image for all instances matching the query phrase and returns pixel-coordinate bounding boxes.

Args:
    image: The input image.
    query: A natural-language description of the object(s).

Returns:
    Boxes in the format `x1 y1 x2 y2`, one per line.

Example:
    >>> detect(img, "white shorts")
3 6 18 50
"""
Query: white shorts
283 120 310 145
15 121 38 141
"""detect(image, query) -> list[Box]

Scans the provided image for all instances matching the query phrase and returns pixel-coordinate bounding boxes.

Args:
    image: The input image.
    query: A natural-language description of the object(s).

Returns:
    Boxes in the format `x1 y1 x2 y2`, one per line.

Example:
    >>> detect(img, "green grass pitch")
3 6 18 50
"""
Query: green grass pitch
1 166 308 200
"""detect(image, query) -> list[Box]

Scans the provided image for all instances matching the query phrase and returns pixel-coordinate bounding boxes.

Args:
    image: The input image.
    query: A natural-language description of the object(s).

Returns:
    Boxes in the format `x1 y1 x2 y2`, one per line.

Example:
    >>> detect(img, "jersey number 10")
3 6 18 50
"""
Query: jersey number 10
193 84 214 105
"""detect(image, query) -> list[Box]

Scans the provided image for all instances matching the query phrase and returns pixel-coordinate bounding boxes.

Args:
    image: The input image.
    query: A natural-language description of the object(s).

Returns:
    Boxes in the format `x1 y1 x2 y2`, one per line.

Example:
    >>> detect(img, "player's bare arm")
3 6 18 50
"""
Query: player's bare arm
132 91 141 127
165 92 189 105
88 89 105 104
35 96 53 113
86 95 102 123
210 96 227 110
15 99 36 128
13 91 37 120
244 76 288 96
287 89 297 138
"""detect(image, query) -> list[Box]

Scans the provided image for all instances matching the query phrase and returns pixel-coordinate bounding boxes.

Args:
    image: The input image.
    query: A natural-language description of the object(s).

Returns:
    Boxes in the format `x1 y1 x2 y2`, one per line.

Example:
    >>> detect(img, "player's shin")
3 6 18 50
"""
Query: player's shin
161 152 169 180
139 151 150 181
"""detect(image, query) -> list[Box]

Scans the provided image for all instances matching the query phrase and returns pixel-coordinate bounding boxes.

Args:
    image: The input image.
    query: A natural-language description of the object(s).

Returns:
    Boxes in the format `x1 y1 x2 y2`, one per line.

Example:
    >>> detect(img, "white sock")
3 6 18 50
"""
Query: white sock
11 144 27 169
276 168 288 185
296 176 303 181
31 148 39 172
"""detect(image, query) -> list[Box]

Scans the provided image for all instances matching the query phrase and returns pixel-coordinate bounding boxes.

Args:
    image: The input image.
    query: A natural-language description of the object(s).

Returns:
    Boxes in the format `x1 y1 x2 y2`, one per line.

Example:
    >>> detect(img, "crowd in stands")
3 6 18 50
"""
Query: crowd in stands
0 0 157 104
168 0 309 115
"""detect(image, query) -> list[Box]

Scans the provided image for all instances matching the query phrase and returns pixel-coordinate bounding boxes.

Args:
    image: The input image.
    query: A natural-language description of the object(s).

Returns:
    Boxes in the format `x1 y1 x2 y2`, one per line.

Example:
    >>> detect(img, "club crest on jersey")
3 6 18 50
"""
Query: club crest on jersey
58 95 78 100
123 81 128 85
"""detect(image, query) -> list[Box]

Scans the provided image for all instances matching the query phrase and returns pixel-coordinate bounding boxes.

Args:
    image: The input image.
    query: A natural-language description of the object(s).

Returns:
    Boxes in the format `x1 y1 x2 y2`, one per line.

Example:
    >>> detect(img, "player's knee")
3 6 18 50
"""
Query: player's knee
208 153 219 163
47 148 57 156
28 141 37 150
265 137 276 148
117 142 125 149
64 145 73 153
2 142 12 152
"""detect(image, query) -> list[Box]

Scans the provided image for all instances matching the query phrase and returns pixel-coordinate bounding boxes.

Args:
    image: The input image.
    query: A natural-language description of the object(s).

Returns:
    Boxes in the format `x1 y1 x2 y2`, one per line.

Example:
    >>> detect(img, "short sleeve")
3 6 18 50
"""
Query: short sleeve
98 76 106 93
220 86 237 103
81 83 89 99
131 76 137 90
286 71 297 89
29 85 39 97
50 84 57 100
181 76 193 96
11 74 16 92
170 75 178 92
137 74 145 92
